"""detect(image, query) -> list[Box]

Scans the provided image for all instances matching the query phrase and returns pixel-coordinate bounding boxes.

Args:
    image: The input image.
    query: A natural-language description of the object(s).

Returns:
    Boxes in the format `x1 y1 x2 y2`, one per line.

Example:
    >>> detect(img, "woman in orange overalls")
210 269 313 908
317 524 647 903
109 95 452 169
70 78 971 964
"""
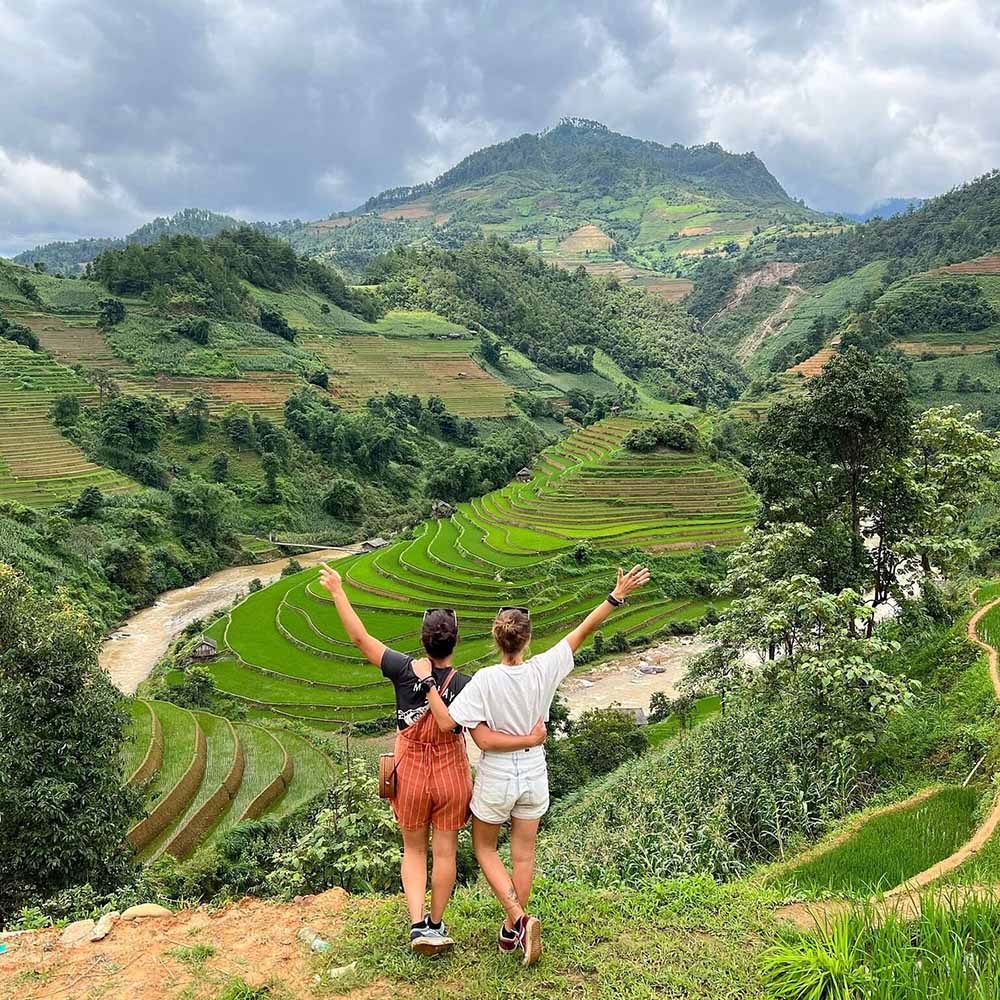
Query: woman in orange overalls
319 565 545 955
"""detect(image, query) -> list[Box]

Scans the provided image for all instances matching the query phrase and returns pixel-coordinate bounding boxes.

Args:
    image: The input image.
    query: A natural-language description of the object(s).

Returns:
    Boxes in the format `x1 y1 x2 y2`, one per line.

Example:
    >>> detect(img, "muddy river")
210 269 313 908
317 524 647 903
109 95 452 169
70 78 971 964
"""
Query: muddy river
100 546 361 695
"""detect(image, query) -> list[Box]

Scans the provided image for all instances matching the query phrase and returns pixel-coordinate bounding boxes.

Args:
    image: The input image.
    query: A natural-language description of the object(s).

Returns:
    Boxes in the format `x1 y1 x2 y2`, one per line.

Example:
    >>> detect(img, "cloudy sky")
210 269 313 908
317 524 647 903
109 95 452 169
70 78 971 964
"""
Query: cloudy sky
3 0 1000 255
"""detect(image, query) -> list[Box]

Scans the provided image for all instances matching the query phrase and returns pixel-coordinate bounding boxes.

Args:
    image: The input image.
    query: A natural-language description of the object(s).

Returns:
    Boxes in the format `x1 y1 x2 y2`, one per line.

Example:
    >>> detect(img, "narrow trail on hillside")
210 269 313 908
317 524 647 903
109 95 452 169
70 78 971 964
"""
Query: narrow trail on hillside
101 545 362 695
775 595 1000 930
735 284 805 363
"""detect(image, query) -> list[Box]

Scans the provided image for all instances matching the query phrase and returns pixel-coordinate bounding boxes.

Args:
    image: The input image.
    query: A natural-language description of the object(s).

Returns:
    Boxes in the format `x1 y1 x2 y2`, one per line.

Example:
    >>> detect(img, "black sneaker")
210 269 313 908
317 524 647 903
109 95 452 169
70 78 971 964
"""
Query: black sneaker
410 917 454 957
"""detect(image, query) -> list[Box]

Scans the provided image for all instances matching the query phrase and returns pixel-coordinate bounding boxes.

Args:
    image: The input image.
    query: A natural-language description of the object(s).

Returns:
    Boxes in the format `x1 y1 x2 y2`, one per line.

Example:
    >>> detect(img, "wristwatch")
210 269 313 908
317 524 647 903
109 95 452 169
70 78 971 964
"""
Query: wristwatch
418 674 438 691
606 593 625 608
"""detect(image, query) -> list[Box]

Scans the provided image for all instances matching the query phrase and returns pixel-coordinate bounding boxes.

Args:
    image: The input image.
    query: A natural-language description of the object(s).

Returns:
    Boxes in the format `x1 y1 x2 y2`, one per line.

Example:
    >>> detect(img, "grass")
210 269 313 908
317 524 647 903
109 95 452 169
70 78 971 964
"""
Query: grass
265 730 338 820
778 785 981 897
645 696 721 747
143 702 198 807
321 875 773 999
123 699 154 777
764 892 1000 1000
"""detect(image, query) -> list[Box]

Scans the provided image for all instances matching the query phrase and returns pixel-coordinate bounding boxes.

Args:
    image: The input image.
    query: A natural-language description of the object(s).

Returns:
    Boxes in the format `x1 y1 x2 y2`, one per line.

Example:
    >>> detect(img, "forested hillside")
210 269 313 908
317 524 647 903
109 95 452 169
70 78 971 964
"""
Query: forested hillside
14 208 303 275
367 240 746 405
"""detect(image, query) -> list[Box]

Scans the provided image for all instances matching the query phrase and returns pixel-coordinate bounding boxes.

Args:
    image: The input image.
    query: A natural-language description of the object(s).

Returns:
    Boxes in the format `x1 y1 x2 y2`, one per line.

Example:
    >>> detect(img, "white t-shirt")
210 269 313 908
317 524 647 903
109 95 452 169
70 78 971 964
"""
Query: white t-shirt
448 639 575 737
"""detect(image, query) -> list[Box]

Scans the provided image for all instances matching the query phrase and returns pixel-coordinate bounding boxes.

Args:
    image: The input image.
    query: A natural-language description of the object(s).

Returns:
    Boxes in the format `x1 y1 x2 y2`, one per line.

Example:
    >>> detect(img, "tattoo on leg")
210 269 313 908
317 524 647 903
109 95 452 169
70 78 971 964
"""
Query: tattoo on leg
505 883 518 903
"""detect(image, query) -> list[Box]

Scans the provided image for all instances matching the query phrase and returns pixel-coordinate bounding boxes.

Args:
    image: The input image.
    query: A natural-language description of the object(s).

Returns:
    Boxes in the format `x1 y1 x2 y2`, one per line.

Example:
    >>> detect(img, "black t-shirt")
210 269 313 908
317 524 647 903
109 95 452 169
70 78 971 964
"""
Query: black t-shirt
381 647 471 732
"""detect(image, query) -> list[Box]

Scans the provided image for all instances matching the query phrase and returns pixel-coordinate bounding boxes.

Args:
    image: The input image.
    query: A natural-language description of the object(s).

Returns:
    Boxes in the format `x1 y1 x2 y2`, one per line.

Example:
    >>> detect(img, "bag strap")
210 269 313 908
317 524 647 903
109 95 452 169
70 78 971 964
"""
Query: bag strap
397 667 457 759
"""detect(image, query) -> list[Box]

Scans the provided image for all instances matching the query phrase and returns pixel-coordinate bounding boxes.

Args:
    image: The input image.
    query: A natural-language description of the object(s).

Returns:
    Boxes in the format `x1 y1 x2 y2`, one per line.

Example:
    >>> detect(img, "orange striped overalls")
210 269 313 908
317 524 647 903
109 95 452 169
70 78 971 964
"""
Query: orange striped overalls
391 670 473 831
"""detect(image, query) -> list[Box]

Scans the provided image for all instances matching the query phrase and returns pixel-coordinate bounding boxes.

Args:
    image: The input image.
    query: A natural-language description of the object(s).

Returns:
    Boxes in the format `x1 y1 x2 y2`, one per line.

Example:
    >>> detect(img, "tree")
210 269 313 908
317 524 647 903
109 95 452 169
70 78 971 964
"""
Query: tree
179 393 210 442
321 478 362 519
211 452 229 482
72 485 104 519
0 309 40 351
50 394 80 427
260 452 281 503
931 371 945 391
479 332 502 368
0 564 137 921
99 395 165 453
99 537 151 593
222 405 255 450
97 297 126 329
175 317 211 345
259 304 295 341
648 691 672 723
170 478 234 543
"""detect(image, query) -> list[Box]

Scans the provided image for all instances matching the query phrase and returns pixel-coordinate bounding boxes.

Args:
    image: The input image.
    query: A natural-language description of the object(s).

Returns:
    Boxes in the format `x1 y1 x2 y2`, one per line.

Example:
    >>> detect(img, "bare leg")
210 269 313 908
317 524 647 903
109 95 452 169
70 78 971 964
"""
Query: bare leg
429 828 459 924
510 817 540 913
400 826 429 924
472 817 524 929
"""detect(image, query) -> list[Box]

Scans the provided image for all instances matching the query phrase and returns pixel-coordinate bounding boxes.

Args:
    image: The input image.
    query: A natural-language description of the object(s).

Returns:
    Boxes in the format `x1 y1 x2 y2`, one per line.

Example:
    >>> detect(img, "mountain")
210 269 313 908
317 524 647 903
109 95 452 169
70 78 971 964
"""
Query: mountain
293 118 828 294
13 208 302 275
838 197 924 223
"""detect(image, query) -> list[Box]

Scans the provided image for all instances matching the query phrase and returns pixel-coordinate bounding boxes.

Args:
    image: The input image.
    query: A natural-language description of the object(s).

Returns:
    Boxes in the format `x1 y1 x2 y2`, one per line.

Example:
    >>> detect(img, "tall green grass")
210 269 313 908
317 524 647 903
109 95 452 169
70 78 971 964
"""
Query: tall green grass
780 785 980 896
765 892 1000 999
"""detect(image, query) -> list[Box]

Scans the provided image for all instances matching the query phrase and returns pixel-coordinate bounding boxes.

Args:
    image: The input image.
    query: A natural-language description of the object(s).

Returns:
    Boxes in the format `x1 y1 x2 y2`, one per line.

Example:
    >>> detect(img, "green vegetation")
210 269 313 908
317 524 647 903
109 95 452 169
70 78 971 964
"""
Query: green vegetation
0 565 136 923
200 416 753 723
645 694 720 747
370 239 747 404
765 893 1000 1000
778 786 980 896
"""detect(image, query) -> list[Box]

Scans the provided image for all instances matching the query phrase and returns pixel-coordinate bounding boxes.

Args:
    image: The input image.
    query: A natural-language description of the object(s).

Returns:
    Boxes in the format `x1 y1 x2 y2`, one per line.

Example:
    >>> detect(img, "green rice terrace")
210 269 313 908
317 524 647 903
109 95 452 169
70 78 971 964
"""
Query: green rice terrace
122 698 336 862
0 338 134 507
167 416 754 728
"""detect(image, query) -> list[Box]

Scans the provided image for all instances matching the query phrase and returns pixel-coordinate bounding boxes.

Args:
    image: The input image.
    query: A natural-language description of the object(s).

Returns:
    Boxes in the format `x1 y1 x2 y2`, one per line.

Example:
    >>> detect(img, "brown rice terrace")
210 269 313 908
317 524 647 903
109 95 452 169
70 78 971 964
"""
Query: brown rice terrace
184 416 755 729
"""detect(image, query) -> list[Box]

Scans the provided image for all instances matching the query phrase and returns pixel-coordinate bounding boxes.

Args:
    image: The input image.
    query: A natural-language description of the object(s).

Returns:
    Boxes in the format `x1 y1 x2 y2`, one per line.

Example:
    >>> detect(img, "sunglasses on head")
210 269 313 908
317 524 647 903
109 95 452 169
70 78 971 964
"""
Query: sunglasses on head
498 606 531 620
423 608 458 625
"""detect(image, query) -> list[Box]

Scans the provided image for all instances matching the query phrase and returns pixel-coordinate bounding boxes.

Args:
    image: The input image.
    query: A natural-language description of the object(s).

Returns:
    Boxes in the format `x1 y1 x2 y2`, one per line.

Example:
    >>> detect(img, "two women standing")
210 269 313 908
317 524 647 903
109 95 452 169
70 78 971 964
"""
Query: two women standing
319 562 650 966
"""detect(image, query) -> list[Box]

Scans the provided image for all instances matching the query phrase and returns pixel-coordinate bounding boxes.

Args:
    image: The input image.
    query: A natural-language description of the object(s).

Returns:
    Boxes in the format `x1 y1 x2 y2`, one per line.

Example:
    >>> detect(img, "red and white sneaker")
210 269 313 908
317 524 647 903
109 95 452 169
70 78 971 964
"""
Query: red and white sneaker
514 914 542 967
498 922 518 953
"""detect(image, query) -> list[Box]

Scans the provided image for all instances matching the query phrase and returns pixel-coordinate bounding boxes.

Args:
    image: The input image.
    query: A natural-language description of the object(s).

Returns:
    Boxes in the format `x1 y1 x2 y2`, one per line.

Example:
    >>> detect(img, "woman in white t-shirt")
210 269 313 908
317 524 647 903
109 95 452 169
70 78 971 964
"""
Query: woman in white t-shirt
418 564 650 966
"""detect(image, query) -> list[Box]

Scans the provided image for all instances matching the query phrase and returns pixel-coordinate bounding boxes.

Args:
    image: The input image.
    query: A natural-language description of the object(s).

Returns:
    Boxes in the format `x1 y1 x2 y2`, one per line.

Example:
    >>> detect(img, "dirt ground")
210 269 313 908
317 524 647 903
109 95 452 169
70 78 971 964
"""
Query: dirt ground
0 890 361 999
100 545 361 695
559 635 709 717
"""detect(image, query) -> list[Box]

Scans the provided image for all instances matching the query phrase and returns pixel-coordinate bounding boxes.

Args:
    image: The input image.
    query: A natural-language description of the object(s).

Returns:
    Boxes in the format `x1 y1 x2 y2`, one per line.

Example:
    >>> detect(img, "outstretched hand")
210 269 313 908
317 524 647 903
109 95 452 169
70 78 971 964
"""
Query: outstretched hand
319 564 342 598
612 564 651 601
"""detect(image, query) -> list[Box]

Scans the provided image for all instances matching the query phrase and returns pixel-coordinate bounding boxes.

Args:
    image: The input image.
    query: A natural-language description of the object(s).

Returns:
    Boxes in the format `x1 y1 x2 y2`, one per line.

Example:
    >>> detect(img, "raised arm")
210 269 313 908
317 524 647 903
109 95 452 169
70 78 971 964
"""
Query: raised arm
564 565 651 653
319 564 386 667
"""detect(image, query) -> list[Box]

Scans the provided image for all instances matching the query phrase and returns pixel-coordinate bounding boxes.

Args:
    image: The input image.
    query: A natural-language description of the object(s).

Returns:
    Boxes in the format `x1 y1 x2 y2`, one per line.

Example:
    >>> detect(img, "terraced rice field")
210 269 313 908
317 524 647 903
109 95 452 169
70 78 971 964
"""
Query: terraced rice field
304 332 513 416
788 337 841 378
198 417 755 726
931 255 1000 275
124 698 336 859
0 339 134 507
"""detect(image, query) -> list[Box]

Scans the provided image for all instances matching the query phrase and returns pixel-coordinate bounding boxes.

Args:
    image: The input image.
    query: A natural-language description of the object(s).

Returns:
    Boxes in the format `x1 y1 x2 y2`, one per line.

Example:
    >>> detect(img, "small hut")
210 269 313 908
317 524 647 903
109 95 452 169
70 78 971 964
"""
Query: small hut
515 467 533 483
190 636 218 662
361 536 389 552
431 500 455 519
622 706 648 727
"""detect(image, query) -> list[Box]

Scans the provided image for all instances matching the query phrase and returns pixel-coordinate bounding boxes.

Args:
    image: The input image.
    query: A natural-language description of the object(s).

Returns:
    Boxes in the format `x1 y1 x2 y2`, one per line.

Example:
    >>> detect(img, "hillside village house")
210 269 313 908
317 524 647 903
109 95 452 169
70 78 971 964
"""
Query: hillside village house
190 637 218 661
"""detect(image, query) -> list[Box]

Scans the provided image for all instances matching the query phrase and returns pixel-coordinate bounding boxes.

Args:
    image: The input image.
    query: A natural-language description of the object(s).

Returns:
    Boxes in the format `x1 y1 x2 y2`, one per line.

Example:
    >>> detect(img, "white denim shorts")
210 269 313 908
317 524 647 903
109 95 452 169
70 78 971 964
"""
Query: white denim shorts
471 747 550 825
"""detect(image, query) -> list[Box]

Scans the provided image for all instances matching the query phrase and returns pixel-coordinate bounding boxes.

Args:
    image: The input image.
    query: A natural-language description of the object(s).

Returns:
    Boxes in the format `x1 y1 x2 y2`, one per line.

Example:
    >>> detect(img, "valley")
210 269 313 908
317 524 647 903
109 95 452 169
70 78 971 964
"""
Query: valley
6 113 1000 1000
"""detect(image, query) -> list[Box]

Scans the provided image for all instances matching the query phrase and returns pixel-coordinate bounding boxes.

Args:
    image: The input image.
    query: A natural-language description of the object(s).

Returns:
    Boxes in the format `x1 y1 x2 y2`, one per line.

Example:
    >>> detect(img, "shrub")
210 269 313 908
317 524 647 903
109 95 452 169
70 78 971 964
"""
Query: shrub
321 478 362 519
280 559 303 578
174 317 211 345
0 565 137 923
540 695 865 887
97 297 126 328
267 762 401 896
259 304 295 342
50 394 81 427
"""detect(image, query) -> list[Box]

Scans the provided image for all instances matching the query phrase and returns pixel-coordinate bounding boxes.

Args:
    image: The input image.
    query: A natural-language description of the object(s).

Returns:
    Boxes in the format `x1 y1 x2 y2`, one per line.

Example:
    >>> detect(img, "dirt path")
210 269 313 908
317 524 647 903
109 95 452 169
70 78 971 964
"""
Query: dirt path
0 889 372 999
101 546 362 695
735 284 805 362
775 596 1000 930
